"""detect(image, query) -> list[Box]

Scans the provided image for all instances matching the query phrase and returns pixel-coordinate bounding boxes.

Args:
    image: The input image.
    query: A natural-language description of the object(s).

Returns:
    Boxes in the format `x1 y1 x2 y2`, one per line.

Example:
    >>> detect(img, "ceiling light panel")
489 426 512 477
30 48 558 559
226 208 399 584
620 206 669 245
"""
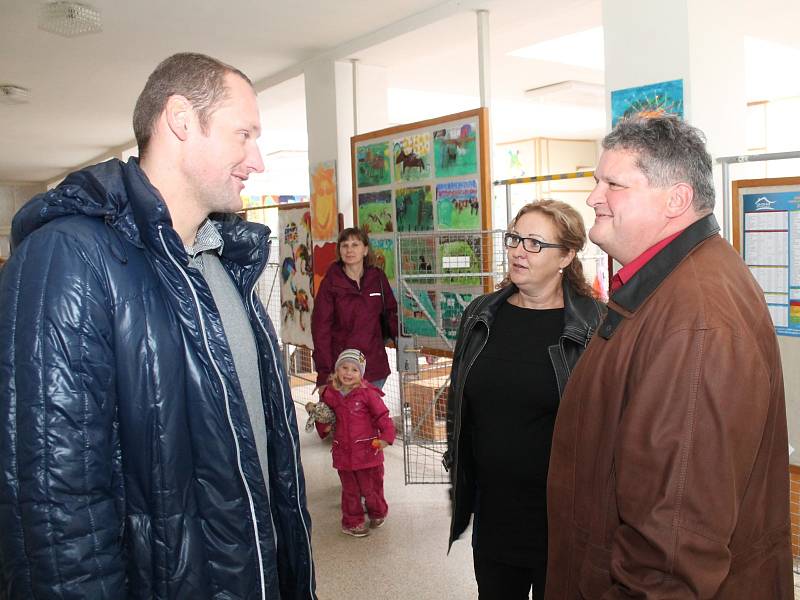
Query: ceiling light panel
509 27 604 71
39 2 102 38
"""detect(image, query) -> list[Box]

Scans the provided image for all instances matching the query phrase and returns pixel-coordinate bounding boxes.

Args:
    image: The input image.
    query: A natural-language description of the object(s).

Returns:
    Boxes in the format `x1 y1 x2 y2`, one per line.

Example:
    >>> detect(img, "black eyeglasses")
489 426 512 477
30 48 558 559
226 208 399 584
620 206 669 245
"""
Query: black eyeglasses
503 232 566 254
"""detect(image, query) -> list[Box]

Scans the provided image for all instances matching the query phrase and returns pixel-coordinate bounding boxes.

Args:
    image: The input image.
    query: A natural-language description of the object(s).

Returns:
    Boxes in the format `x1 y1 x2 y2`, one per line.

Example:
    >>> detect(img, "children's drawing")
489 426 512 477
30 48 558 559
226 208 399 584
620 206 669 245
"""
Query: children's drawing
393 133 432 182
312 241 337 296
436 180 480 230
395 186 433 232
440 291 478 339
358 190 393 234
356 142 391 187
401 288 437 337
310 161 337 240
610 79 684 126
439 235 482 285
370 237 396 281
433 122 478 177
399 237 435 283
279 205 314 348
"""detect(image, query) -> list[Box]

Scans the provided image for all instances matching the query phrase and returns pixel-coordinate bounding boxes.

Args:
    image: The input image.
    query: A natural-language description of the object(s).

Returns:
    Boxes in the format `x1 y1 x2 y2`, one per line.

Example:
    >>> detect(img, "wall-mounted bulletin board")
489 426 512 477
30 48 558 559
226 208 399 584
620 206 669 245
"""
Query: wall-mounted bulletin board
351 108 492 353
732 176 800 464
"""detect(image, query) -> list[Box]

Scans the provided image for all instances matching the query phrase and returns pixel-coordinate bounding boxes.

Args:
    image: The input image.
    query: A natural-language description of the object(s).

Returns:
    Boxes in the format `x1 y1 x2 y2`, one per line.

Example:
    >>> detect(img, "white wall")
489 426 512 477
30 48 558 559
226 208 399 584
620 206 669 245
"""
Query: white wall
0 182 46 257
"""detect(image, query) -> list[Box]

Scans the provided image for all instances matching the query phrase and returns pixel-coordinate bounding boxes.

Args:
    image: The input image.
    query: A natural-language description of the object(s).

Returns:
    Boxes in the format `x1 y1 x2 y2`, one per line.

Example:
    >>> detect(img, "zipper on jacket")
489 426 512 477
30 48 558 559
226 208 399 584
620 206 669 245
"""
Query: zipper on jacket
241 290 279 550
250 288 316 599
449 315 489 547
158 227 267 600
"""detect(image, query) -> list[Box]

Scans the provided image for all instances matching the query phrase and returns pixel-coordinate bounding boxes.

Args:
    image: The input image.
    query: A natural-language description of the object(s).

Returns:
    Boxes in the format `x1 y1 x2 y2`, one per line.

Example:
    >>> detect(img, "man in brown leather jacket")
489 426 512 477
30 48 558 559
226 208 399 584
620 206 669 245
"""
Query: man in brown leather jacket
546 115 792 599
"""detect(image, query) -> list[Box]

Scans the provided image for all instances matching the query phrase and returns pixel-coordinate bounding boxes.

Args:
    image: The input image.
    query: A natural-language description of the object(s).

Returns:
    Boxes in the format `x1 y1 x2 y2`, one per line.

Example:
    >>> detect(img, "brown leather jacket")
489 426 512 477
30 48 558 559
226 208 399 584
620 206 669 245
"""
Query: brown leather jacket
546 215 792 599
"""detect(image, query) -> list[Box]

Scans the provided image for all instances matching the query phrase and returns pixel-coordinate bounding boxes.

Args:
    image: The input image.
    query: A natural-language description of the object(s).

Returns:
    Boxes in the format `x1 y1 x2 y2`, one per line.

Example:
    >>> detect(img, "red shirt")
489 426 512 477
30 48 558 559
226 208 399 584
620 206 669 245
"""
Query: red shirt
610 230 684 293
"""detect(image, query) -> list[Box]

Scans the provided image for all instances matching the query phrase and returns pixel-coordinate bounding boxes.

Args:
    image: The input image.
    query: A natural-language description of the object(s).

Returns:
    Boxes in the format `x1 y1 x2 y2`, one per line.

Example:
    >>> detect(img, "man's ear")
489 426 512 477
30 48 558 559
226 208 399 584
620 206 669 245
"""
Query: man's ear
666 182 694 218
164 95 192 142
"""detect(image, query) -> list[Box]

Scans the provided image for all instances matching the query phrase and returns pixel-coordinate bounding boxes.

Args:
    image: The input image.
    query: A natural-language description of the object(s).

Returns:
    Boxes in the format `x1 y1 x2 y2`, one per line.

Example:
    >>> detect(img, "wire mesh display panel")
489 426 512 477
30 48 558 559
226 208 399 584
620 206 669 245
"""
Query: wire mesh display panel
397 229 506 484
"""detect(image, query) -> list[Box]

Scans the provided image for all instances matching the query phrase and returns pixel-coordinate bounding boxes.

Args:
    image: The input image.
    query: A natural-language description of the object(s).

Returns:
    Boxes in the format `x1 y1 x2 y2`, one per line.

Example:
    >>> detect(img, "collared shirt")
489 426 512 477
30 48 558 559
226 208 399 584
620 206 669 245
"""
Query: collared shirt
185 219 223 271
610 229 684 294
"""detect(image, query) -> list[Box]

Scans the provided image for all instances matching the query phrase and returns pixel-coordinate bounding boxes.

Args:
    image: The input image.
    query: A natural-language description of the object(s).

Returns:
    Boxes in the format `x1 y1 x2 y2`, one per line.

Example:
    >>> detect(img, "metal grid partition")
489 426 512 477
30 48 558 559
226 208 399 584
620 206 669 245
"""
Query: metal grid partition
397 229 506 484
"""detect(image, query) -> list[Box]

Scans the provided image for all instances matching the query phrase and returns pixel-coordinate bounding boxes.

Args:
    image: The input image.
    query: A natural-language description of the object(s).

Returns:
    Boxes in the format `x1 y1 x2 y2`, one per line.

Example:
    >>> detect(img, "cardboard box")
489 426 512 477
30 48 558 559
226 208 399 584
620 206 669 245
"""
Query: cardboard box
403 374 448 441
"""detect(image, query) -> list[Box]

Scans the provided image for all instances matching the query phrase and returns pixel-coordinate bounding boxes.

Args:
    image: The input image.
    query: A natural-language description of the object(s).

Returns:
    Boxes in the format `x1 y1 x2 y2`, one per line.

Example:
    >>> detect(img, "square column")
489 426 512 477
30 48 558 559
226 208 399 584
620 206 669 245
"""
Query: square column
602 0 747 233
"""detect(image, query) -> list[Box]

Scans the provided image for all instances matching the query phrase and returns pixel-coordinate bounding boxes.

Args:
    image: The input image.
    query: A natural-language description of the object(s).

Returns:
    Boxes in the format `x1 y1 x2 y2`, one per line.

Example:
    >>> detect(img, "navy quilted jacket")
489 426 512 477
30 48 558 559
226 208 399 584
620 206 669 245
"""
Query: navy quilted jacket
0 158 316 599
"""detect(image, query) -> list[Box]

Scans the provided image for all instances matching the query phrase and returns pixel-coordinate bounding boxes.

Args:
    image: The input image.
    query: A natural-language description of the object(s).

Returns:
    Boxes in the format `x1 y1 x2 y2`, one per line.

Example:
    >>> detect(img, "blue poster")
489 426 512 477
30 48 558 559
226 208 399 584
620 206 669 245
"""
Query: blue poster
610 79 684 126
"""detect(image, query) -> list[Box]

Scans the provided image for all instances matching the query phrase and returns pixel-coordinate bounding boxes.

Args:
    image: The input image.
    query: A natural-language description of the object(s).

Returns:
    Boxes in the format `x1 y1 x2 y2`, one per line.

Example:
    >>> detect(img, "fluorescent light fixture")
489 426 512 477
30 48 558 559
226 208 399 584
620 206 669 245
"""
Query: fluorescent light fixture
525 80 604 106
509 27 604 71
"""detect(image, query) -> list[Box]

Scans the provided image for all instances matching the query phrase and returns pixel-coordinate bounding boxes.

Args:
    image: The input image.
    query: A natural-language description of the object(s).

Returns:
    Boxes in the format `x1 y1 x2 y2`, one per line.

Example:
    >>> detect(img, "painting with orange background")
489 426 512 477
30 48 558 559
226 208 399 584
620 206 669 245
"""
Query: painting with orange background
310 161 337 240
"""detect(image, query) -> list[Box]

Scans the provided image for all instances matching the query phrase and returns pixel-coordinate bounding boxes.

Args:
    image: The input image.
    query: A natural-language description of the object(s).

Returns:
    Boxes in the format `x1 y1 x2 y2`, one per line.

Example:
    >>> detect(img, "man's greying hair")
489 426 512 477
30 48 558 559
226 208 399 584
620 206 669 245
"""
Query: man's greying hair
602 115 715 213
133 52 252 158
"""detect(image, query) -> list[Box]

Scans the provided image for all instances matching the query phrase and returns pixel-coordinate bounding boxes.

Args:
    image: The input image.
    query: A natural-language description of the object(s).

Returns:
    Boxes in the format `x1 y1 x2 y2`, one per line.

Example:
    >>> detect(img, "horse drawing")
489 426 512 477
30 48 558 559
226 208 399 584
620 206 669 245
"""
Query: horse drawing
395 149 425 174
358 147 386 181
442 143 459 168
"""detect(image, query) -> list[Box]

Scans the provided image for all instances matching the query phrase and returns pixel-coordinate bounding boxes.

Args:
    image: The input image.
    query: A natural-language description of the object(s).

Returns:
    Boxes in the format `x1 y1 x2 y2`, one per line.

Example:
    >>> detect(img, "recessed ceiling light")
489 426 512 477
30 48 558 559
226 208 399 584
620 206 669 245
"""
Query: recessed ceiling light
0 85 31 105
509 27 604 71
38 1 102 38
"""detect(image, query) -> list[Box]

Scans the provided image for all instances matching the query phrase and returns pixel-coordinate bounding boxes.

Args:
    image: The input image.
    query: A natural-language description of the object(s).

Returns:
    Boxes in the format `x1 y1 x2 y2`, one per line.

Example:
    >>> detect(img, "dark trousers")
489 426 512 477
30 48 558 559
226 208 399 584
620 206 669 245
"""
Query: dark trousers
473 549 546 600
337 465 387 528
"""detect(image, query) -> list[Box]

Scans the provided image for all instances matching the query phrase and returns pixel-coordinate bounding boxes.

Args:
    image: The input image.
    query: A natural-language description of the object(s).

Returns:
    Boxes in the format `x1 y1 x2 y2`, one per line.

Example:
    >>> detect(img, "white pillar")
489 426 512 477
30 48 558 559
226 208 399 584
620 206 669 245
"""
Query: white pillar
602 0 747 237
304 59 354 225
304 59 389 227
476 9 491 109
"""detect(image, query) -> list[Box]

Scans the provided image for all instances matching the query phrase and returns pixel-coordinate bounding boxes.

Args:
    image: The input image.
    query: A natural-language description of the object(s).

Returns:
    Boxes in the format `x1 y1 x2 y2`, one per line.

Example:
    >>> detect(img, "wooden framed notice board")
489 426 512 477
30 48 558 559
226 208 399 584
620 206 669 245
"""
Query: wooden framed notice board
732 176 800 464
350 108 492 354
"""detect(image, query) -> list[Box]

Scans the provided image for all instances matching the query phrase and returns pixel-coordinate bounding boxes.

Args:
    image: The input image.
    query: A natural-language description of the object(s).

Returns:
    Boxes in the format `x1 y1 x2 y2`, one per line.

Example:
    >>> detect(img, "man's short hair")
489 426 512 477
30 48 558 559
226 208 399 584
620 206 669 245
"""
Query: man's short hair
133 52 252 158
602 115 715 213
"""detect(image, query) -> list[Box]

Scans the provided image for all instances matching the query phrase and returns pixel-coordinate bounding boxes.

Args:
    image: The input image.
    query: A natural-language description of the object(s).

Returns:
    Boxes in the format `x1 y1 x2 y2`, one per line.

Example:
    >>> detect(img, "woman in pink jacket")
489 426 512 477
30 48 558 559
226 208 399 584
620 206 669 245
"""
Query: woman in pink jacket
316 349 396 537
311 227 398 388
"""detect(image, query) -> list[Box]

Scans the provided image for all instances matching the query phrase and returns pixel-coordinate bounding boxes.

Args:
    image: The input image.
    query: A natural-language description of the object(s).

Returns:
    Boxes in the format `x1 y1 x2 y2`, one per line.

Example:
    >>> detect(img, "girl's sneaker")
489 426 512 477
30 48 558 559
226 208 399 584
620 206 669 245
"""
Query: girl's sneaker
369 517 385 529
341 523 370 537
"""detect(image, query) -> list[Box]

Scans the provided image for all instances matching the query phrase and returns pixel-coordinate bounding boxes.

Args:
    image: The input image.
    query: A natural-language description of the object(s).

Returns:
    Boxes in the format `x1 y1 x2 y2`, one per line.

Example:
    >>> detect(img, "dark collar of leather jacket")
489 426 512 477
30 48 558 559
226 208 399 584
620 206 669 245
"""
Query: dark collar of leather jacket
600 214 720 340
466 278 605 347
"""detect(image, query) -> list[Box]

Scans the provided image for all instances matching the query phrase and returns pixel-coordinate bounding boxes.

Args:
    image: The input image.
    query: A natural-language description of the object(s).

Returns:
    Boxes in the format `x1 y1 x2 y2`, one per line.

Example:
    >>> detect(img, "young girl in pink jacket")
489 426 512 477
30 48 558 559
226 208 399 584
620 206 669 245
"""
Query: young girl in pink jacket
316 349 396 537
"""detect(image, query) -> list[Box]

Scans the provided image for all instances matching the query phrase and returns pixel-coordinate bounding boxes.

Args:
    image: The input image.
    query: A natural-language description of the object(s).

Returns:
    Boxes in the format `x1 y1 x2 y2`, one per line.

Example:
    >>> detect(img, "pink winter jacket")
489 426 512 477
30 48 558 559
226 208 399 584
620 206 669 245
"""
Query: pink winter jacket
317 382 396 471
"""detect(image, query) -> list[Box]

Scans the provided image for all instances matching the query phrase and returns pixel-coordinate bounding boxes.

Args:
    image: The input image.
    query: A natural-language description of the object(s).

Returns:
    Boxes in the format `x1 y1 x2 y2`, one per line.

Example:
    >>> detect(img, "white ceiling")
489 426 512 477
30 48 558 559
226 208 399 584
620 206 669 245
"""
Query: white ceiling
3 0 800 184
0 0 491 183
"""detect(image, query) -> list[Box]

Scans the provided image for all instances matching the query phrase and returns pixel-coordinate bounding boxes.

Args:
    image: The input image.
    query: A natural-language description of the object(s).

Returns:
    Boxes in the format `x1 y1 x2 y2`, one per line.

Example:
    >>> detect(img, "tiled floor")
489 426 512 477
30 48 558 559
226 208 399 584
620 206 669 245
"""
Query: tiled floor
297 402 478 600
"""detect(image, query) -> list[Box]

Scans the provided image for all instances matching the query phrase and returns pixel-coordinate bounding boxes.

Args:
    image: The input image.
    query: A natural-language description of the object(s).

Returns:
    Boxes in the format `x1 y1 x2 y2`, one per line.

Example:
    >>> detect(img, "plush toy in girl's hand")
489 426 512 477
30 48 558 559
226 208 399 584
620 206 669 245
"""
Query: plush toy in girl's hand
305 400 336 433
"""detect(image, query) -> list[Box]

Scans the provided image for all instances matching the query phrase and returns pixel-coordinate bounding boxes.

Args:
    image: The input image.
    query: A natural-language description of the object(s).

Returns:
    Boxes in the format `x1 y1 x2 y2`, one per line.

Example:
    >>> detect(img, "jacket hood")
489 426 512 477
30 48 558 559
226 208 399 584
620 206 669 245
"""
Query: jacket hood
11 158 272 272
12 159 143 251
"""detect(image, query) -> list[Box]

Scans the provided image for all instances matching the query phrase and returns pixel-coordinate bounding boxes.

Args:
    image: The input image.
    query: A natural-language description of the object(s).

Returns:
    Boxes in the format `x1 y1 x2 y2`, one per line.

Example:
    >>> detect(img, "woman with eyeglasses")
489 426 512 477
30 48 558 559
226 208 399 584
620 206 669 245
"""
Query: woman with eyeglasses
444 200 606 600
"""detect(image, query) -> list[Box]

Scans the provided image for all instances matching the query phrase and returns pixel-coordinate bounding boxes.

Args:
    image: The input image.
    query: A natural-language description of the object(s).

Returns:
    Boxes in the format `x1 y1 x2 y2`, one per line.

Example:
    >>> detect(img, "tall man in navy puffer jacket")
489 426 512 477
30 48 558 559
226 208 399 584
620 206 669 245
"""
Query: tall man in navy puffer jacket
0 53 317 599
